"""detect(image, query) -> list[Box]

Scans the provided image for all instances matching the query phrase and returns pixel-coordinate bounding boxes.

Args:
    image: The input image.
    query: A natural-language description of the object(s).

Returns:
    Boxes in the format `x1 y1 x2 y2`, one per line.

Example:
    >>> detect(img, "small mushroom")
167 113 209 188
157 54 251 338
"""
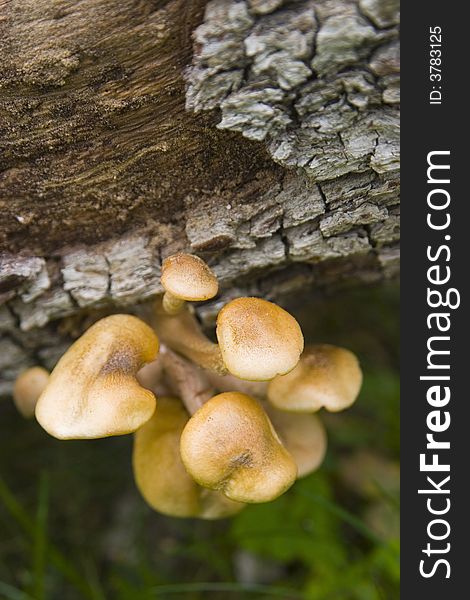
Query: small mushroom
133 397 244 519
216 297 304 381
159 345 215 415
35 314 159 440
267 344 362 413
265 404 327 478
161 253 218 315
13 366 50 418
180 392 297 503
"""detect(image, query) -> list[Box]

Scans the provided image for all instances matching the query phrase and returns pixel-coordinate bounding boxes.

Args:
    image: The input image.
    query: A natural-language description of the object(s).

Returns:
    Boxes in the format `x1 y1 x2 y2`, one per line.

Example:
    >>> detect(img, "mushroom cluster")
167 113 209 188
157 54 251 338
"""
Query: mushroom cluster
13 253 362 519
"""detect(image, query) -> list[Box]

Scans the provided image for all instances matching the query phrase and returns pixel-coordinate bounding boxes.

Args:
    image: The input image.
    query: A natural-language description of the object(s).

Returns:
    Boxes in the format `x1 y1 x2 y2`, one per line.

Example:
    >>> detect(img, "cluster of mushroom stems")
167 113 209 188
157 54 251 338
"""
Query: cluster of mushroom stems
13 254 362 519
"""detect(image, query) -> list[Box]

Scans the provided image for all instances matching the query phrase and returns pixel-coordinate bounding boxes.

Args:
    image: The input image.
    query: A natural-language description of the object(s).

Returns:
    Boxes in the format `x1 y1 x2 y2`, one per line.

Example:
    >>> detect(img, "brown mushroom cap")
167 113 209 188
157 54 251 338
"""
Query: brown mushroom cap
13 366 50 418
161 254 218 301
267 344 362 413
265 404 327 478
216 298 304 381
133 397 244 519
35 314 159 440
180 392 297 503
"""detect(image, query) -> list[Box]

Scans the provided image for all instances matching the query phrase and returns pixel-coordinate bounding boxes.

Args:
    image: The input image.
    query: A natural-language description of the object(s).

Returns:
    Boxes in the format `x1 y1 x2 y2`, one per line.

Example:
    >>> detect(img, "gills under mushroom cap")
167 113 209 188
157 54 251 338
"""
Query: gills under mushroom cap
133 397 244 519
267 344 362 413
216 297 304 381
161 253 218 301
180 392 297 503
35 314 159 440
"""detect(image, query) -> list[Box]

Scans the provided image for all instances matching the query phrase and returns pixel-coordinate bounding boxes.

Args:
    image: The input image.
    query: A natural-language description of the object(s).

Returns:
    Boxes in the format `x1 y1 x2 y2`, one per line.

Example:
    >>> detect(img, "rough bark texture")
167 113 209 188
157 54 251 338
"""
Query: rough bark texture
0 0 400 396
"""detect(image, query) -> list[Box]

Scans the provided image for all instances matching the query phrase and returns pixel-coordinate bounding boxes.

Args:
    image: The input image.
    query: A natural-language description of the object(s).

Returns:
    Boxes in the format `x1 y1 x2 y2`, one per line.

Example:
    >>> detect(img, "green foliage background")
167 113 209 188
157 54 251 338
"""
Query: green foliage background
0 284 399 600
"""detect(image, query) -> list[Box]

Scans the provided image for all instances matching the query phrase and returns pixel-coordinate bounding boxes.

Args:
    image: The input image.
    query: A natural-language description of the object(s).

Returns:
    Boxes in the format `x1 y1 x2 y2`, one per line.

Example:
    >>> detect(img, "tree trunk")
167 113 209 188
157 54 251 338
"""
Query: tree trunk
0 0 399 395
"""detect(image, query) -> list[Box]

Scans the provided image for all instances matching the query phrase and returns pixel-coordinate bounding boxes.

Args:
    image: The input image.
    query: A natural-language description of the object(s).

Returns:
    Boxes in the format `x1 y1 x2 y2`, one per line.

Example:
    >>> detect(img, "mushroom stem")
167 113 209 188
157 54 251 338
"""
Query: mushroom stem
206 372 268 399
137 357 170 397
13 366 50 419
159 345 215 415
162 291 186 315
153 302 227 375
180 392 297 503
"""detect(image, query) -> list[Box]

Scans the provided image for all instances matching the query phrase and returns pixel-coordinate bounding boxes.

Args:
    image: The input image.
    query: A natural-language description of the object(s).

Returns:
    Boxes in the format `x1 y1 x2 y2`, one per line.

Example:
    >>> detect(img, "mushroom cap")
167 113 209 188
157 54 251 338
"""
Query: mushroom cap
197 488 244 520
161 254 218 301
133 397 244 519
180 392 297 503
13 366 50 418
216 298 304 381
35 314 159 439
265 405 327 478
267 344 362 413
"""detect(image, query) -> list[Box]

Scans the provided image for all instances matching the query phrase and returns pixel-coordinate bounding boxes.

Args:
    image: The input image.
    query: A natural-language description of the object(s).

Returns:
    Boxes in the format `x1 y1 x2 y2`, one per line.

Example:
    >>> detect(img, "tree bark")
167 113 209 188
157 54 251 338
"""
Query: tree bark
0 0 399 395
